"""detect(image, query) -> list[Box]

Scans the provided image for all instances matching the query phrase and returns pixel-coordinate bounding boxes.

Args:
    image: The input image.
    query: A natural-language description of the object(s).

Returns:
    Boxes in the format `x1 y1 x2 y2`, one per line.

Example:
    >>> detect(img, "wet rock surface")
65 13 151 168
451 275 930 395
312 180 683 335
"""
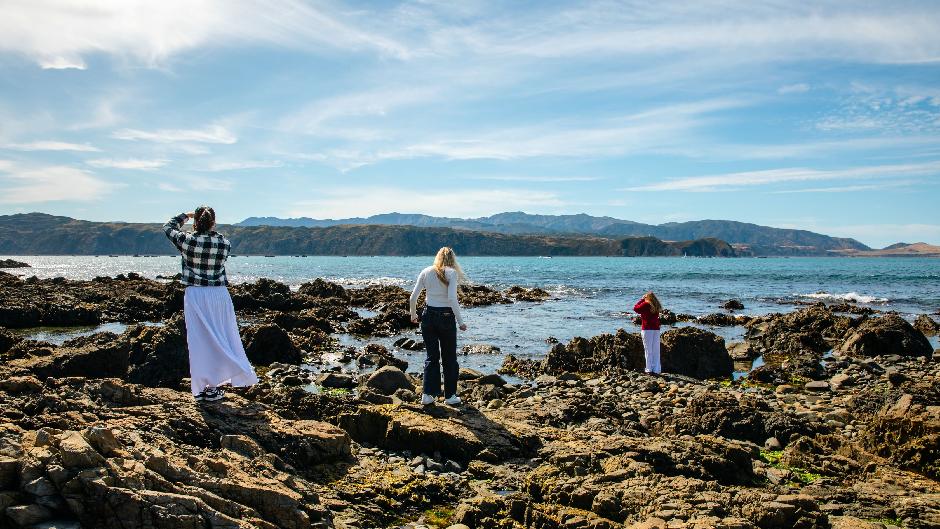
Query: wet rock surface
0 259 29 268
1 274 939 529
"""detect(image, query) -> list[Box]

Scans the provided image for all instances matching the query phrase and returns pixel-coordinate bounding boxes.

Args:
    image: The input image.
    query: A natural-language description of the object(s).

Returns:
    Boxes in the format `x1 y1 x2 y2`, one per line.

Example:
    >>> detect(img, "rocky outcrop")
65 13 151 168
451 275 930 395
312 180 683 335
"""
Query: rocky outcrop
861 393 940 480
913 314 939 336
240 323 303 366
337 404 537 465
660 327 733 380
504 286 551 302
298 278 349 300
543 329 645 375
0 378 348 529
0 259 29 268
836 314 933 358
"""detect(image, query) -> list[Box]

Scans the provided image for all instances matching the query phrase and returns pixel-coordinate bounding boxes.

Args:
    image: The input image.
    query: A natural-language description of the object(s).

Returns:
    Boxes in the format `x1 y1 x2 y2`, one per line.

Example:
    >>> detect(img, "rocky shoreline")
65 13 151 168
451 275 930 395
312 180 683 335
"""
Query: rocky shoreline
0 272 938 529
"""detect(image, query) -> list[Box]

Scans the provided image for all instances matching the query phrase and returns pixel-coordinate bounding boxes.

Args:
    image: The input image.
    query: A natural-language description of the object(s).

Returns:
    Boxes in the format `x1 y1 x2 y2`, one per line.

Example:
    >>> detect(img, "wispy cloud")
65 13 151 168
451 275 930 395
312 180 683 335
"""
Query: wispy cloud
113 125 237 144
289 187 568 218
634 161 940 192
204 160 282 172
294 97 749 170
778 83 810 94
0 162 117 203
0 0 412 70
3 141 100 152
471 175 601 182
86 158 169 170
769 180 919 194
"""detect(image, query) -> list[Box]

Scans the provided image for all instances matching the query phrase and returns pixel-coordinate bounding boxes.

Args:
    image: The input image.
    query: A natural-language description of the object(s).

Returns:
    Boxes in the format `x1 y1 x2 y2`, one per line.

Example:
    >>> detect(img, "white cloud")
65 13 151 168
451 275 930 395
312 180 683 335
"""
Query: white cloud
86 158 168 170
3 141 100 152
769 181 918 194
0 0 411 69
113 125 237 144
38 56 86 70
778 83 810 94
634 160 940 192
157 182 183 192
293 97 749 170
0 162 116 203
289 187 568 218
205 160 282 171
189 177 233 191
472 175 600 182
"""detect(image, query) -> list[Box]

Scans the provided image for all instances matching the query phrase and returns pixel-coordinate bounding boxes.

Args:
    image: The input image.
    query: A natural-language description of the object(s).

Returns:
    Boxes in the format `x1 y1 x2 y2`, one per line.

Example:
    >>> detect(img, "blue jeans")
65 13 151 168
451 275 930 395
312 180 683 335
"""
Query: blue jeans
421 306 458 397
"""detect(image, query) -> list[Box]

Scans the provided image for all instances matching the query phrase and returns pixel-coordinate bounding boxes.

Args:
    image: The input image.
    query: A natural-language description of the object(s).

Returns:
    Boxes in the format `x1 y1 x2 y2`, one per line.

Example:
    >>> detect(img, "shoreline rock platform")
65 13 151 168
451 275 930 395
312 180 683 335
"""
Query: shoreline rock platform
0 272 938 528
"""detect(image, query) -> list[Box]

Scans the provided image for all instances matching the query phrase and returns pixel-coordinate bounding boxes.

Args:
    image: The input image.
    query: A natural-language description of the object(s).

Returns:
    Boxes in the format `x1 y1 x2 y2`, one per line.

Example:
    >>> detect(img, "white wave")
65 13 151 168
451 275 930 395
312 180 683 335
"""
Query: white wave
325 276 409 287
800 291 889 304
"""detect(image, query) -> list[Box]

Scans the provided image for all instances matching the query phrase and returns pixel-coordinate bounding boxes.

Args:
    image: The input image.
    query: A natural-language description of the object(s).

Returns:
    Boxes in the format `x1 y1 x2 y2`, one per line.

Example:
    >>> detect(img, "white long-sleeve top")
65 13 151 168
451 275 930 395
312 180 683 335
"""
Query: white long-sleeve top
409 266 464 326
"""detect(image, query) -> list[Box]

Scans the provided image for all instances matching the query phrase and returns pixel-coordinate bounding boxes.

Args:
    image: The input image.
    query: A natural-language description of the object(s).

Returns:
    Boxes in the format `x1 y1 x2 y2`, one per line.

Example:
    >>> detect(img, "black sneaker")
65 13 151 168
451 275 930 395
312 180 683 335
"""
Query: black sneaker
195 387 225 402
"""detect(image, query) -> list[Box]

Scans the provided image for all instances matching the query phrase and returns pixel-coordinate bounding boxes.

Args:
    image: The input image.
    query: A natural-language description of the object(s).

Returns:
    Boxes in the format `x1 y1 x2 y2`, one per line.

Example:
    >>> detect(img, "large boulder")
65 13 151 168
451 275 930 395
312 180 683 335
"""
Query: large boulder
297 278 348 300
363 366 414 395
230 278 293 311
543 329 645 374
660 327 733 379
124 316 190 388
240 324 302 366
836 314 933 358
913 314 939 336
746 306 852 357
337 404 537 464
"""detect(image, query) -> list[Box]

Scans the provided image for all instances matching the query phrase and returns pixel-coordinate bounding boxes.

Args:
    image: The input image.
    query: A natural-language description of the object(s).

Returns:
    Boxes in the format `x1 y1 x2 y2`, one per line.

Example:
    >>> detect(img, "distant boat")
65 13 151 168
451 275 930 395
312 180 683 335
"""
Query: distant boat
538 256 552 259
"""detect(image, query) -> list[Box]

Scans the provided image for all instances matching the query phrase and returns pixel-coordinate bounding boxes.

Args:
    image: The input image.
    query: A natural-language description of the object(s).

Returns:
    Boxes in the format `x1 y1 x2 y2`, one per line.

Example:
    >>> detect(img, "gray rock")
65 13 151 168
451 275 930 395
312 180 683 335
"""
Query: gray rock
5 504 54 526
318 372 355 389
364 366 413 396
764 437 782 451
804 381 830 392
830 373 853 390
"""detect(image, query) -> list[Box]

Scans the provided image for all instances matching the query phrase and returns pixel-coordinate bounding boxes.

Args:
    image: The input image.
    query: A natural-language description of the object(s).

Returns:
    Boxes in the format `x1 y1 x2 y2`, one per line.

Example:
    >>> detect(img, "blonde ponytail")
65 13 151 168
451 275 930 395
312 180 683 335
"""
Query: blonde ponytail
433 247 465 286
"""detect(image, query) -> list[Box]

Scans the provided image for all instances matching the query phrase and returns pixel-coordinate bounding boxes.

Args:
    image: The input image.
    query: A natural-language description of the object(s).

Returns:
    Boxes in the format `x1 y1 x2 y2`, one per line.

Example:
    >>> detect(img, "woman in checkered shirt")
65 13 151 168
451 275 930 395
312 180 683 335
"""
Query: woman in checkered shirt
164 206 258 402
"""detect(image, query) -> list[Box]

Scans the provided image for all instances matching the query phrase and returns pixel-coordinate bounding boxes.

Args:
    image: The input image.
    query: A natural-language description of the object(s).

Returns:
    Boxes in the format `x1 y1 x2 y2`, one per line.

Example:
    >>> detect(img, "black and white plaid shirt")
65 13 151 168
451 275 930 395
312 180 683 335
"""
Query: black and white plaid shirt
163 213 231 287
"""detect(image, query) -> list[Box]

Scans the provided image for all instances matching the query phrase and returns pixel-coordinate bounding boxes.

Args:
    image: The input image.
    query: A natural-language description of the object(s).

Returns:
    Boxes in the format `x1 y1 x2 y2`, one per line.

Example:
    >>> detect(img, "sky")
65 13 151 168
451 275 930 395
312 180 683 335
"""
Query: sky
0 1 939 248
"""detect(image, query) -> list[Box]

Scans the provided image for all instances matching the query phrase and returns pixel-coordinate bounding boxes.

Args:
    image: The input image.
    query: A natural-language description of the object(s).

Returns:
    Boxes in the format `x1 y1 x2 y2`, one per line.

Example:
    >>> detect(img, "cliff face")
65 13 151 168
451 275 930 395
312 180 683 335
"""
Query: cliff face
0 214 736 257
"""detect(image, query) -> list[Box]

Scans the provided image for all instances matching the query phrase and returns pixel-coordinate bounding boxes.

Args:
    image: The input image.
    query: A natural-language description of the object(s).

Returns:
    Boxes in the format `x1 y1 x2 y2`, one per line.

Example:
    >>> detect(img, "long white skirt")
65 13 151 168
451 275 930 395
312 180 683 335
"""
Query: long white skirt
184 286 259 395
642 329 661 374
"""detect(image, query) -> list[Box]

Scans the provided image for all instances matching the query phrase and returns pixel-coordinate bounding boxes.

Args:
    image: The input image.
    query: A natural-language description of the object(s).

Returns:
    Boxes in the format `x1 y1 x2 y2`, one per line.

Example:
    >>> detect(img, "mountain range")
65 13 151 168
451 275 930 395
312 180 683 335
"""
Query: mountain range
0 213 736 257
238 212 870 255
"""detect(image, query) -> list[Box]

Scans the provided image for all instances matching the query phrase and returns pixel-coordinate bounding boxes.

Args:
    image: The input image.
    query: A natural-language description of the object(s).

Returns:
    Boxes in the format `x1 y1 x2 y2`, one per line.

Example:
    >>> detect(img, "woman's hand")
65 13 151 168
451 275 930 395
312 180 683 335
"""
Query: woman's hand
459 324 468 331
183 212 195 224
411 316 420 324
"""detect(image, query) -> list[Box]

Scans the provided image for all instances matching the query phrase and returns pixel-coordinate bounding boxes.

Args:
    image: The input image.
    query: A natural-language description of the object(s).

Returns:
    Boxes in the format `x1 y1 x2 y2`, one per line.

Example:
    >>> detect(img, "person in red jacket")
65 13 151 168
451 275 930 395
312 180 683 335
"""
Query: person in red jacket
634 291 663 374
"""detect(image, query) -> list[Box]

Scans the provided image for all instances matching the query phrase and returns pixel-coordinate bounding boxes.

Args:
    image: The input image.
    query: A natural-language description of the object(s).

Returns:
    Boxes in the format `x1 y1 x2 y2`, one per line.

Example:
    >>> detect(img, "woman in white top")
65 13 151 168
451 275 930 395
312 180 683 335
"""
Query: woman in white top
409 247 468 406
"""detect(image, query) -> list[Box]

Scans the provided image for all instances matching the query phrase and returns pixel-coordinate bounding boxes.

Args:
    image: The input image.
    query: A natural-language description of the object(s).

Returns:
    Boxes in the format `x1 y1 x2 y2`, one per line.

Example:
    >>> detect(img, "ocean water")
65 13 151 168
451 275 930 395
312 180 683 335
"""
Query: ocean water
3 256 939 372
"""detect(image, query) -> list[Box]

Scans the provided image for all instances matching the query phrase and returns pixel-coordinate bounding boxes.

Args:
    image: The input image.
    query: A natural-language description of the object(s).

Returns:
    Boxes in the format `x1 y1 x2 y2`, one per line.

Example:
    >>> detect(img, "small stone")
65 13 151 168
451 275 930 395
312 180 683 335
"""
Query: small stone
764 437 782 451
804 381 830 392
829 373 853 390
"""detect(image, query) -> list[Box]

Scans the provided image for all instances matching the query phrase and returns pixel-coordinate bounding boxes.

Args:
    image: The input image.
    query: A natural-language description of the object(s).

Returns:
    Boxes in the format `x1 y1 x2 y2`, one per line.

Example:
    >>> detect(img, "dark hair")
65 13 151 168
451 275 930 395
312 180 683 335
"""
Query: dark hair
193 206 216 233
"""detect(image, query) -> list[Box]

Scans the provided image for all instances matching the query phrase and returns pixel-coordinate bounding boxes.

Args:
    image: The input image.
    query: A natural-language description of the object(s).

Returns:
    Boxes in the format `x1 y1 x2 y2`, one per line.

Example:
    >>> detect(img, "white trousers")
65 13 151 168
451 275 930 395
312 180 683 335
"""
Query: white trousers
184 286 259 395
642 329 661 374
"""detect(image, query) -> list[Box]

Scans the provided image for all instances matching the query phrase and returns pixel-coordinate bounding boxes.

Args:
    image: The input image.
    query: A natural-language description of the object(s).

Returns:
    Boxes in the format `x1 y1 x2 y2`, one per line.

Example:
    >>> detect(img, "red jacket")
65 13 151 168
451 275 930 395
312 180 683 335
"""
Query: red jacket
633 299 661 330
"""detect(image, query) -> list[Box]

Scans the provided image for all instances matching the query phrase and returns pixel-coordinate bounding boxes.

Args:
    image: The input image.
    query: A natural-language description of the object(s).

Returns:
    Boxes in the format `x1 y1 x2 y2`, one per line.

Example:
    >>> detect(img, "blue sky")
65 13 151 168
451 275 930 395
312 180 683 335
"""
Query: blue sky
1 1 939 247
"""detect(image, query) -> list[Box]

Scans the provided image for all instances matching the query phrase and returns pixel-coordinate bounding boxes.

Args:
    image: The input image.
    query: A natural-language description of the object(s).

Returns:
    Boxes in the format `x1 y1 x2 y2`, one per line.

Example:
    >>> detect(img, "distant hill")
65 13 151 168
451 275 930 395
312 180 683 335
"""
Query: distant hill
237 211 869 255
833 242 940 257
0 213 736 257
